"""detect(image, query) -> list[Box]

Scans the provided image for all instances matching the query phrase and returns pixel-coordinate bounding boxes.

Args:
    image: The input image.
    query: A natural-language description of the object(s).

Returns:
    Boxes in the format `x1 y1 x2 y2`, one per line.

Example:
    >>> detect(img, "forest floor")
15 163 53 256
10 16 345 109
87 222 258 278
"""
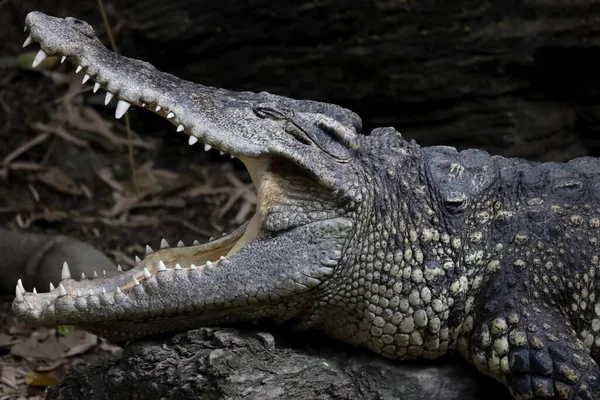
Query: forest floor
0 38 252 399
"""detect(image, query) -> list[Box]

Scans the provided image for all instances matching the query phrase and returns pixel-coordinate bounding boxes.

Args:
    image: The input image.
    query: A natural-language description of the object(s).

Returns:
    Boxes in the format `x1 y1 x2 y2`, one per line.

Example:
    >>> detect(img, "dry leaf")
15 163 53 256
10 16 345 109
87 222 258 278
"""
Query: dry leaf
24 371 58 388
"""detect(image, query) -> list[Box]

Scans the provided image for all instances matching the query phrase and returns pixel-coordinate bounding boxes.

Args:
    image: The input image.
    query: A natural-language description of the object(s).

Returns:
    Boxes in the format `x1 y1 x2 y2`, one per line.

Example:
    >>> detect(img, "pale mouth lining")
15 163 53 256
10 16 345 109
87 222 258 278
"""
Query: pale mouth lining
15 30 267 299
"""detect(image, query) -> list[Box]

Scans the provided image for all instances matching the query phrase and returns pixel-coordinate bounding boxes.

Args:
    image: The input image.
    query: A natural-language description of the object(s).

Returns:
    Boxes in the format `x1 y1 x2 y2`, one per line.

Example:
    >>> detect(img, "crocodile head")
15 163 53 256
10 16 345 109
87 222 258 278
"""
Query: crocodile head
13 12 419 343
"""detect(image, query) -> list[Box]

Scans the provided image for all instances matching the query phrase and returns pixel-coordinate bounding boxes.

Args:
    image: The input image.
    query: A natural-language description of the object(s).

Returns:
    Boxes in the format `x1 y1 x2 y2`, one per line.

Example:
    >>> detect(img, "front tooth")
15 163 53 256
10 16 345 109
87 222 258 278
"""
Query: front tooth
104 92 114 105
82 74 90 84
133 278 140 286
155 105 161 111
177 124 185 132
93 82 101 93
49 282 55 291
17 279 25 294
61 261 71 280
193 240 200 245
115 100 130 119
175 264 182 270
75 65 83 73
22 35 33 48
81 272 86 280
33 287 37 294
190 264 197 269
32 49 47 68
206 261 213 267
188 136 198 145
177 240 185 247
117 264 124 272
204 144 212 152
145 245 153 254
158 260 167 271
15 286 24 302
160 238 169 249
61 56 66 64
134 256 141 263
58 284 67 297
143 268 152 278
167 112 175 119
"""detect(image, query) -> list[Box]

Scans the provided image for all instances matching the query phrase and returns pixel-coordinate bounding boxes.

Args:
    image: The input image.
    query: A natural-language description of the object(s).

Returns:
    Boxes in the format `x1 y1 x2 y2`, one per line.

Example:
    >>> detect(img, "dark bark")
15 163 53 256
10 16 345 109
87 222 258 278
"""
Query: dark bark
116 0 600 161
47 327 510 400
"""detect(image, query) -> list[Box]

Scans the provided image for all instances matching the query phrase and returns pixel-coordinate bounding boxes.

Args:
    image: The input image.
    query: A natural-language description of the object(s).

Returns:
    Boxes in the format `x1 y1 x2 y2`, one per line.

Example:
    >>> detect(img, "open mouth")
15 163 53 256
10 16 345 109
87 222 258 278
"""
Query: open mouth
17 23 270 300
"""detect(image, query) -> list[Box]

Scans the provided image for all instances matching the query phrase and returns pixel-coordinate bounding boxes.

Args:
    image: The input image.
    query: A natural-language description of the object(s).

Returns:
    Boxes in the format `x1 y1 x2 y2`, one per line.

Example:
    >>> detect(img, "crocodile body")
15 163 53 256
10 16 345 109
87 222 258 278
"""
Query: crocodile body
13 12 600 400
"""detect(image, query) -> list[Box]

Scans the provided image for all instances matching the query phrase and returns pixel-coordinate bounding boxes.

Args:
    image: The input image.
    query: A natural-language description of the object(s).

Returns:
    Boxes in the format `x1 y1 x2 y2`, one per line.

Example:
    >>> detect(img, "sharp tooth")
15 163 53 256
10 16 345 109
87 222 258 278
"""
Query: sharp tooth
175 263 182 270
24 26 28 32
115 100 131 119
81 272 86 280
177 240 185 247
82 74 90 84
118 264 124 272
167 112 175 119
146 245 153 254
89 289 94 296
209 237 215 241
177 124 185 132
93 271 98 278
204 144 212 152
102 287 107 294
134 255 141 263
143 268 152 278
219 256 226 261
22 35 32 48
158 260 167 271
58 284 67 297
188 136 198 145
116 287 122 294
15 286 24 302
17 279 25 294
33 287 37 294
61 261 71 280
103 270 107 276
206 261 213 267
61 56 66 63
190 264 197 269
160 238 170 249
32 49 47 68
222 232 228 236
93 82 101 93
76 65 83 73
231 155 235 158
104 92 114 105
77 289 82 297
155 105 162 111
220 151 225 155
49 282 55 291
133 278 140 286
193 240 200 245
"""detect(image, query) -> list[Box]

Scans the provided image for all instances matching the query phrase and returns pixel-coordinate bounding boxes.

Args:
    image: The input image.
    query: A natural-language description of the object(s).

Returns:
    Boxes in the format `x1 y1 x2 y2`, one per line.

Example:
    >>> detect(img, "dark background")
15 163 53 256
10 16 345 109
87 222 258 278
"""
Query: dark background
4 0 600 160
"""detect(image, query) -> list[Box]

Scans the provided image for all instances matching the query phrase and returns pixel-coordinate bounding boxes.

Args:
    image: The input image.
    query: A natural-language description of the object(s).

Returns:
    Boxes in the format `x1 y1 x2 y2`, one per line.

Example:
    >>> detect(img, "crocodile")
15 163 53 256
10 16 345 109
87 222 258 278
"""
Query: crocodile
13 11 600 400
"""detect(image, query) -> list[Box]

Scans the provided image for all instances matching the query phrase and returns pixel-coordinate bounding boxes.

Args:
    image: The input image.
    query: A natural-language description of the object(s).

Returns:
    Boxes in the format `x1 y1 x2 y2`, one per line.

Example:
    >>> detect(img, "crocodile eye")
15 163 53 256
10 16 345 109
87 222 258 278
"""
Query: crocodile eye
253 106 286 119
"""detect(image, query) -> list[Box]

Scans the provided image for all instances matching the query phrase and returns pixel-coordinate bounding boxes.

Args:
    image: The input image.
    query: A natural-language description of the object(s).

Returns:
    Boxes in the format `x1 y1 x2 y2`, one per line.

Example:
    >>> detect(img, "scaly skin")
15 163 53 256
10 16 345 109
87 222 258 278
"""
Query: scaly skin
13 12 600 399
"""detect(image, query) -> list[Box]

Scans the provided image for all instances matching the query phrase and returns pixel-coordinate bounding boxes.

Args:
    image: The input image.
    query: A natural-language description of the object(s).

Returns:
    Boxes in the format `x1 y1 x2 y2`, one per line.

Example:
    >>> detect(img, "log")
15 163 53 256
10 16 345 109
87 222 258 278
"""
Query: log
47 327 511 400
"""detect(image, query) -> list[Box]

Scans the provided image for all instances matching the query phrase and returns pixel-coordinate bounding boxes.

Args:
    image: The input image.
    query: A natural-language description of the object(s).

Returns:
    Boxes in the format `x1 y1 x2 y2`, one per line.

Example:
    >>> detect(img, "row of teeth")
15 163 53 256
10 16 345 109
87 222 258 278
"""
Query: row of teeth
14 237 228 301
22 34 233 156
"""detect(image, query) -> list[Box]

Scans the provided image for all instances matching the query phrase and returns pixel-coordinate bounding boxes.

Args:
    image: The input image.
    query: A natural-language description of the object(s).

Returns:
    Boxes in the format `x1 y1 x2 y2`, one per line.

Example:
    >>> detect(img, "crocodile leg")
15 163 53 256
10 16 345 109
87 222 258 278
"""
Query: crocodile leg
458 286 600 399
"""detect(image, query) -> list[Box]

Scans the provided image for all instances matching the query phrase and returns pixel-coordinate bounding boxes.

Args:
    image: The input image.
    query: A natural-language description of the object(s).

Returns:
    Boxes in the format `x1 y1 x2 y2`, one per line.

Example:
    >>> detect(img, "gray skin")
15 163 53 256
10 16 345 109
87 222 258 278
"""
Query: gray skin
13 11 600 400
